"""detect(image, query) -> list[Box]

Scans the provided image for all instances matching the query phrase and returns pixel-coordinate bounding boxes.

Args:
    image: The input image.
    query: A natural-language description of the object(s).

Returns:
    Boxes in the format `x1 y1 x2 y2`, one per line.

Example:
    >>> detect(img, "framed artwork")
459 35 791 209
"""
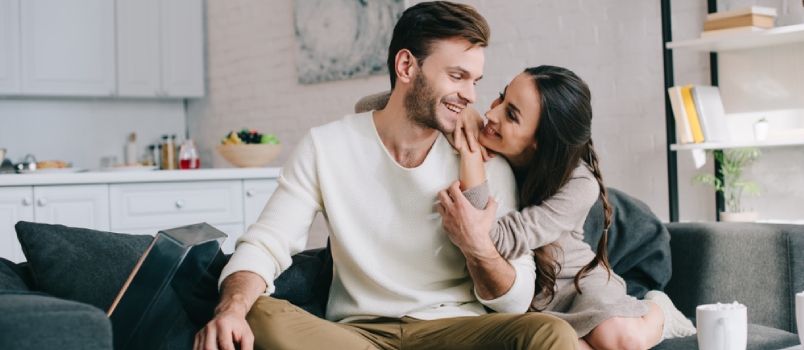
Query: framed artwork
293 0 405 84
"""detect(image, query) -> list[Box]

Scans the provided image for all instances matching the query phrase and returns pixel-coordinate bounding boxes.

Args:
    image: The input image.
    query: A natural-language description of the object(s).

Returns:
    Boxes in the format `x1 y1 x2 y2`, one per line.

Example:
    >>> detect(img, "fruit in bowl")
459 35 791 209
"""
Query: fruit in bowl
216 129 282 168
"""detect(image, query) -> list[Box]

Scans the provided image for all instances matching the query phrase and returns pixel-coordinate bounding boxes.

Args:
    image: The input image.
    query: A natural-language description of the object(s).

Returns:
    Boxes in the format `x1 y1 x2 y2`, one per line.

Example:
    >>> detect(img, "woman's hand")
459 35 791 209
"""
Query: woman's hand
437 181 499 256
453 107 495 162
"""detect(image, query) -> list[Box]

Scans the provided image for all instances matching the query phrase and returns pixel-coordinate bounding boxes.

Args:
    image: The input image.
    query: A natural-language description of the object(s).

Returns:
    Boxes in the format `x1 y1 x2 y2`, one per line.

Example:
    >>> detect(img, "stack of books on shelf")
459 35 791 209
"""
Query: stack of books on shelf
701 6 777 38
667 85 731 145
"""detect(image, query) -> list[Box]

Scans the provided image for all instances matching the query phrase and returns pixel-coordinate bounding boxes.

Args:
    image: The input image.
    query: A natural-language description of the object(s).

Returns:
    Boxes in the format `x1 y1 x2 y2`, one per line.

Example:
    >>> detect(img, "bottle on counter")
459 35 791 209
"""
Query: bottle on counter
156 144 163 169
161 135 176 170
125 133 138 165
178 139 200 170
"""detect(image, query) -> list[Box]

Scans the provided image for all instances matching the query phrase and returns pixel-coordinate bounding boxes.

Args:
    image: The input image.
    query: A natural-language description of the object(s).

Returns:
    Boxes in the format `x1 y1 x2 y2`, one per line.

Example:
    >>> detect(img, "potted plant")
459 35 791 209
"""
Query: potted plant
692 147 762 222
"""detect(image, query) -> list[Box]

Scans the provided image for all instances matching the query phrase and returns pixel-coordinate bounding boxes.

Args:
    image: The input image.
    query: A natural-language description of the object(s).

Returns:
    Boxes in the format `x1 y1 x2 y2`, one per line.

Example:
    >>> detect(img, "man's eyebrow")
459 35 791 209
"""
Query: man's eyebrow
450 66 483 81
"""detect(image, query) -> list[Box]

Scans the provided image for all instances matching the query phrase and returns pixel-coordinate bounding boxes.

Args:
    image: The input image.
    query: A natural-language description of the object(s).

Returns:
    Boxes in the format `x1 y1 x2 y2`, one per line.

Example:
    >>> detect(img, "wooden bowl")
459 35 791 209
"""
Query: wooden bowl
216 144 283 168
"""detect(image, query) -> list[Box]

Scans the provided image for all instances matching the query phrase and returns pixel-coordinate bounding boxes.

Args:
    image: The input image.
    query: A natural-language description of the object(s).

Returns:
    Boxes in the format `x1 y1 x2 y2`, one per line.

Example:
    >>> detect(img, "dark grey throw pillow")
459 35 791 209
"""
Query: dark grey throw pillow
0 258 29 291
15 221 153 311
582 188 672 299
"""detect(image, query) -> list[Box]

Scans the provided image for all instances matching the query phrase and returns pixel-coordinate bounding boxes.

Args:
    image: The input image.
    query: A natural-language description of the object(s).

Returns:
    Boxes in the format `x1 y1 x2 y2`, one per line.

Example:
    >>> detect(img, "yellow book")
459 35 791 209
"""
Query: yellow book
681 85 705 143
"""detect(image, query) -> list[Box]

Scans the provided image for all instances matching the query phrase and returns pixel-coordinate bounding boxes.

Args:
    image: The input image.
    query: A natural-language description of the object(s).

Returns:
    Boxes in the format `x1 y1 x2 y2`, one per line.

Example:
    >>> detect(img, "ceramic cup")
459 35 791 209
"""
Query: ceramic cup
696 302 747 350
797 292 804 347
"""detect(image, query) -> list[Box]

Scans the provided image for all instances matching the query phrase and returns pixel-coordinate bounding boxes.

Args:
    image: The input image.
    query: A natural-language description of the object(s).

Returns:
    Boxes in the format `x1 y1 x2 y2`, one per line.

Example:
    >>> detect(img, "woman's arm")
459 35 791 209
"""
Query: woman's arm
460 165 601 260
455 107 487 191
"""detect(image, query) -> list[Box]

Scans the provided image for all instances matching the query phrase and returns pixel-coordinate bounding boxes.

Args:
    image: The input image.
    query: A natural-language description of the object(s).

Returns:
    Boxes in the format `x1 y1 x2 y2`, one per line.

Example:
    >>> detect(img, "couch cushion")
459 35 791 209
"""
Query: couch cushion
653 322 800 350
0 290 112 350
15 221 153 311
0 258 29 291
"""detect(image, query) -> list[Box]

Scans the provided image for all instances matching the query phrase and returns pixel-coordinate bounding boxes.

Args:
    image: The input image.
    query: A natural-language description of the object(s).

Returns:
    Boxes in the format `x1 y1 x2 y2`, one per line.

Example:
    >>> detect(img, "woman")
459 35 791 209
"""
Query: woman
438 66 695 349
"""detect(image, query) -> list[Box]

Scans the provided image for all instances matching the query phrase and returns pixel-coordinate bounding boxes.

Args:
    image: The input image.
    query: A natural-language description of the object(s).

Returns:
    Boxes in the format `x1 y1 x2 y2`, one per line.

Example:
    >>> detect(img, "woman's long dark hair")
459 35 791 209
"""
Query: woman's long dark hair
520 66 612 311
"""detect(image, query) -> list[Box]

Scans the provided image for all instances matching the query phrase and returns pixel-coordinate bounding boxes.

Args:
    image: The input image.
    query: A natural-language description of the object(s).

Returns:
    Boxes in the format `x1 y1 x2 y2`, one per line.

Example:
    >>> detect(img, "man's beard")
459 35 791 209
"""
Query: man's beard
403 73 451 133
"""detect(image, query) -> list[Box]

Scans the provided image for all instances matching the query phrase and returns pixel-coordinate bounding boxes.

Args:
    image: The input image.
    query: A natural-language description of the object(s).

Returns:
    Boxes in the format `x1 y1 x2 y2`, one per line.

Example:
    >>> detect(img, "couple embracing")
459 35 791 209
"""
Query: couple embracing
195 2 695 350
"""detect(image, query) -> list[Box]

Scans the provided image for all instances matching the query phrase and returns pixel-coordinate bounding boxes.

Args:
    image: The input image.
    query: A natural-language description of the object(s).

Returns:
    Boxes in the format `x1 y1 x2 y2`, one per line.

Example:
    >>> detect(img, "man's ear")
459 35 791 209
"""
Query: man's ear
394 49 418 85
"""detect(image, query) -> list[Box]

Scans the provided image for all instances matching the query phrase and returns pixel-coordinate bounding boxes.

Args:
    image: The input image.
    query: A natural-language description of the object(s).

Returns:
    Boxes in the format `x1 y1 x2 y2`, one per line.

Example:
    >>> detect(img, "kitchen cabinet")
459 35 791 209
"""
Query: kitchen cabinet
116 0 205 98
0 0 20 94
0 187 33 263
0 184 108 263
116 0 161 97
0 169 280 263
33 184 109 231
20 0 115 96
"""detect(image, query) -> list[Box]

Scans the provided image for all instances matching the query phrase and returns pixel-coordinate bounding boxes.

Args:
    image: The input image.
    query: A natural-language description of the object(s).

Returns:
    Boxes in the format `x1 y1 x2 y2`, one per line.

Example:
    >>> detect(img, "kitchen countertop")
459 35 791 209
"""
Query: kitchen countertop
0 167 282 186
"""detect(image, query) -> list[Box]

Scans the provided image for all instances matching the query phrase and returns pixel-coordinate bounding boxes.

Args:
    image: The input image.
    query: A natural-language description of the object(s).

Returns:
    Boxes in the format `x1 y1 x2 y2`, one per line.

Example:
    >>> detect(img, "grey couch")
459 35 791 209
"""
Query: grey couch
1 221 802 349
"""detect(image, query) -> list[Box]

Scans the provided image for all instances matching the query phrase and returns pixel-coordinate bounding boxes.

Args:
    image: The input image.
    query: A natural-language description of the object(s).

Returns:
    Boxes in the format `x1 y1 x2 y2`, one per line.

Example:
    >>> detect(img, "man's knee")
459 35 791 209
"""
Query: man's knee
518 313 577 350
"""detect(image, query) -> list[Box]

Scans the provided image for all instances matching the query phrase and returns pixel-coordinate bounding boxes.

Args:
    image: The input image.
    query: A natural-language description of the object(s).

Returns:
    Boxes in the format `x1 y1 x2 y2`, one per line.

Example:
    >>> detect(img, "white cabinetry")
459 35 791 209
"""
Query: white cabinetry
0 187 33 263
20 0 115 96
116 0 161 97
116 0 204 98
160 0 205 97
0 0 20 94
33 185 109 231
0 184 109 263
0 172 279 261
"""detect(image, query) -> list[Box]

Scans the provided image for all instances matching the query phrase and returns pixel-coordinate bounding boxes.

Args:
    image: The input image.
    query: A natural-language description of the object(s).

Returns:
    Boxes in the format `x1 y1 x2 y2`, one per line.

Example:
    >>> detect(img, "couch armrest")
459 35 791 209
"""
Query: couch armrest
664 222 804 333
0 291 112 350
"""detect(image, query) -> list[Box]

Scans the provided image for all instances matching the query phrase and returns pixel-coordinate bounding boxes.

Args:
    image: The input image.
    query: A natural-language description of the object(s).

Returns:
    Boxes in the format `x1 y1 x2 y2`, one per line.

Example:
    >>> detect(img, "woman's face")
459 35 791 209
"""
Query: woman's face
478 73 541 165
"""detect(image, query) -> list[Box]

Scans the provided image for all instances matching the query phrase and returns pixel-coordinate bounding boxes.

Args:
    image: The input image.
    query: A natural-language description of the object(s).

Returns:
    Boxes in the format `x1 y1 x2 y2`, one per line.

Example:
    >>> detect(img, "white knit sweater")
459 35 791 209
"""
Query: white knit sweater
220 112 536 322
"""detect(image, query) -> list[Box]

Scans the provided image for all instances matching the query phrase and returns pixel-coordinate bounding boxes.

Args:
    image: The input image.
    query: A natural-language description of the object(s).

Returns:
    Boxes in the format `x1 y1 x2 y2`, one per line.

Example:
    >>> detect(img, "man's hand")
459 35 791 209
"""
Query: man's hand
195 309 254 350
437 180 499 255
195 271 266 350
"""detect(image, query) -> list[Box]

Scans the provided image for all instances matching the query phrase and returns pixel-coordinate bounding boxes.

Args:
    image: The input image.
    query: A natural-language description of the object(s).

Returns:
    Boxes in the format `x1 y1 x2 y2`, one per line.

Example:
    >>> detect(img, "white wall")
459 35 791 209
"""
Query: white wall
0 99 186 169
189 0 804 248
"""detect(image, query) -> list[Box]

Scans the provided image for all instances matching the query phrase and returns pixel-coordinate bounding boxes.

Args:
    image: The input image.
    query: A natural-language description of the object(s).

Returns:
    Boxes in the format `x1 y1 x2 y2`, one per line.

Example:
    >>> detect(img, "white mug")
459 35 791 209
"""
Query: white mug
796 292 804 347
696 303 747 350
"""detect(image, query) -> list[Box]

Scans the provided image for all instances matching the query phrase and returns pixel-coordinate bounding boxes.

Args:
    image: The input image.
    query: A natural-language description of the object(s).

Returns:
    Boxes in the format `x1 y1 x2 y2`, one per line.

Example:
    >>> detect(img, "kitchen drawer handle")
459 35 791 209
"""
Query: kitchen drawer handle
22 197 32 206
175 200 185 209
246 190 257 197
37 198 48 207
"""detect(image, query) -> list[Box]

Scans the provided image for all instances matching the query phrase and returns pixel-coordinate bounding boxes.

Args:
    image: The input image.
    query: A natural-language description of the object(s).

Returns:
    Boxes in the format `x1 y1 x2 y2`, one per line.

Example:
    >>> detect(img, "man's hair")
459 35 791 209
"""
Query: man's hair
387 1 490 89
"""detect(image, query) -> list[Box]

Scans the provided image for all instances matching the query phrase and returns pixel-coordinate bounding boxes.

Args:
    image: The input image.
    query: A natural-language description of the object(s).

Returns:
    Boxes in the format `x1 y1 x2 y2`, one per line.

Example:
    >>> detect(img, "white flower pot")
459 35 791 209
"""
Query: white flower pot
754 121 770 141
720 211 759 222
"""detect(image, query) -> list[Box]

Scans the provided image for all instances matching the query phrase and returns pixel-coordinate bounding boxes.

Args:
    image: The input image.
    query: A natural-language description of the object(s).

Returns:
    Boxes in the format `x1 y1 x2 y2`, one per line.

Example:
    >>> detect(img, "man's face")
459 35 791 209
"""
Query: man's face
403 39 484 134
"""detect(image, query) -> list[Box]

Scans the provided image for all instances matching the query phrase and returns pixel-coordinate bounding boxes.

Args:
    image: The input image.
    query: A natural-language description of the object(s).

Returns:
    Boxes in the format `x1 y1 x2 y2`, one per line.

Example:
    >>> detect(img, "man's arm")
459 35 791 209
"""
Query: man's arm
197 132 324 350
437 182 536 313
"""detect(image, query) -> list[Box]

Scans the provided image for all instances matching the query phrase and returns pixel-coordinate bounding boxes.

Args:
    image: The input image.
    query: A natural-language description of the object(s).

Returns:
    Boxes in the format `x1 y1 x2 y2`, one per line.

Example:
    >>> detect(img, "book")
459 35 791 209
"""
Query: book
680 85 705 143
691 85 731 143
667 86 694 144
706 6 777 21
700 26 767 38
704 14 774 31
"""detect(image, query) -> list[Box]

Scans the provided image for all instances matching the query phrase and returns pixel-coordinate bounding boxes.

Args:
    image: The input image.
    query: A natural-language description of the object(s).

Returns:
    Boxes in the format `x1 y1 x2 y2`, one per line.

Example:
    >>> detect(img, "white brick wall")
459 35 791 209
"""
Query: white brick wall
188 0 804 247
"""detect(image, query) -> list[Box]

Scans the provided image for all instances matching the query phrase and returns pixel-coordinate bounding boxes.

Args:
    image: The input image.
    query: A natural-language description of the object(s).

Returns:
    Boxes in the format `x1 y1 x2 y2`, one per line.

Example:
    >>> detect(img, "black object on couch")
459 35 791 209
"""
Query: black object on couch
1 188 803 349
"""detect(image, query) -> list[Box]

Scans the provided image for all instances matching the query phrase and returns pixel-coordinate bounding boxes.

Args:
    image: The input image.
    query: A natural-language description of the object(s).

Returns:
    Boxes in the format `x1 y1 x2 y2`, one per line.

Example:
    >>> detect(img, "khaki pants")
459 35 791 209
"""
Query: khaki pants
246 296 578 350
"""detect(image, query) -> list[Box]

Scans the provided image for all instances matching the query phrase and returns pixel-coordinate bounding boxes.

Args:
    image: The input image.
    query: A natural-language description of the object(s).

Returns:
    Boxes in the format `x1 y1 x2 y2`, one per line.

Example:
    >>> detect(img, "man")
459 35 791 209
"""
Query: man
196 2 577 349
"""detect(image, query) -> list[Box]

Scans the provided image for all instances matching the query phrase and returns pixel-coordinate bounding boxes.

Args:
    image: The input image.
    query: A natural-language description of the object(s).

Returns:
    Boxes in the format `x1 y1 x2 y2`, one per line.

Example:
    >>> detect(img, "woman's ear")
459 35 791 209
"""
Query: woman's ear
394 49 418 85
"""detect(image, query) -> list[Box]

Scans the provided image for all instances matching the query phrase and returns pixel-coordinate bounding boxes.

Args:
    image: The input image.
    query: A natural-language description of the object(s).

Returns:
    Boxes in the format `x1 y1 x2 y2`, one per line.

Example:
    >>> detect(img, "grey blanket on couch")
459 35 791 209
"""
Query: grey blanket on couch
266 187 672 319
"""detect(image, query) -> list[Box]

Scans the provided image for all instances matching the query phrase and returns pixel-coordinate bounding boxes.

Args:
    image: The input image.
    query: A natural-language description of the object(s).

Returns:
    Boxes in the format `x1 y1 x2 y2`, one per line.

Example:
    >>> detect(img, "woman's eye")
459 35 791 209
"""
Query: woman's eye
507 110 518 122
450 75 461 80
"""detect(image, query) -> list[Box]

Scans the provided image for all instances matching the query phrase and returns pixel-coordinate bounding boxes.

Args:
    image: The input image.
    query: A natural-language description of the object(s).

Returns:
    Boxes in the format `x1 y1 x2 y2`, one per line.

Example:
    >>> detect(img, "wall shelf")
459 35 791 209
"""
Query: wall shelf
666 23 804 52
670 138 804 151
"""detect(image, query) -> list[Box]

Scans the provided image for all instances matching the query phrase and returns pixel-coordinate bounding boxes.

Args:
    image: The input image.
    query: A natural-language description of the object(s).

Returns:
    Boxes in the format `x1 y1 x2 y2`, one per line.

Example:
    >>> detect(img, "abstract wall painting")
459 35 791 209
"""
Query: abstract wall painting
293 0 404 84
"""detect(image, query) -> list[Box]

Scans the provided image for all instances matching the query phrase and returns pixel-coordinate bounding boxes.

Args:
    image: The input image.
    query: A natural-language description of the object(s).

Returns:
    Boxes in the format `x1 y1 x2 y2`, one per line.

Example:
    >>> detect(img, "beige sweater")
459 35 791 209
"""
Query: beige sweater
463 163 600 277
221 112 536 322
